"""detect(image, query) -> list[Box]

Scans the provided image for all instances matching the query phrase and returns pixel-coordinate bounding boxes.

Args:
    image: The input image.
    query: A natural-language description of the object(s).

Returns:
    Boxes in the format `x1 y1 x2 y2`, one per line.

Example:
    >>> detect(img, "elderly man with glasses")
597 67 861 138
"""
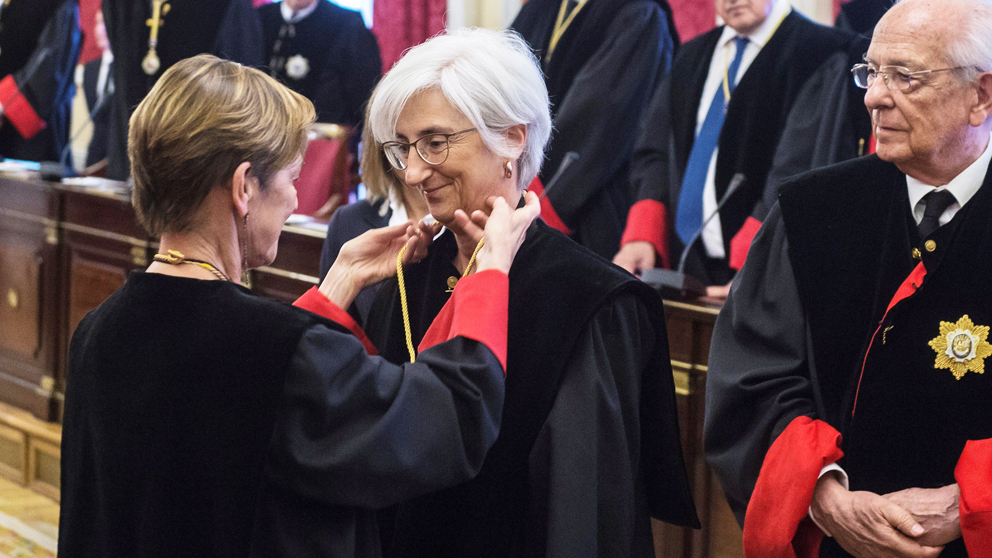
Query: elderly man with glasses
704 1 992 558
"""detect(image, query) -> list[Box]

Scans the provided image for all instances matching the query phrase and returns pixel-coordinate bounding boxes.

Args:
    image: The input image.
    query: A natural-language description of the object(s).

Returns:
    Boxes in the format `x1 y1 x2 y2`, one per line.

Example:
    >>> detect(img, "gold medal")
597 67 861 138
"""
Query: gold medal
143 0 170 76
928 314 992 380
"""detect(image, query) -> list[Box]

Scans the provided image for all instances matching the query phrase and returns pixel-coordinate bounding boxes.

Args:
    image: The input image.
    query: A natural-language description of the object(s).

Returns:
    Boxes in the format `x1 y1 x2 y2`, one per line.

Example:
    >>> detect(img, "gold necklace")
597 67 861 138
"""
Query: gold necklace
395 237 484 363
153 249 232 282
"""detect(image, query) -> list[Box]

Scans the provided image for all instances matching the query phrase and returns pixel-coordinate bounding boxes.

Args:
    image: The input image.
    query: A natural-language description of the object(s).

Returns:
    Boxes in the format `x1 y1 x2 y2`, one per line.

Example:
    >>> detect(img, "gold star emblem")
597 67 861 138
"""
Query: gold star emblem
928 315 992 380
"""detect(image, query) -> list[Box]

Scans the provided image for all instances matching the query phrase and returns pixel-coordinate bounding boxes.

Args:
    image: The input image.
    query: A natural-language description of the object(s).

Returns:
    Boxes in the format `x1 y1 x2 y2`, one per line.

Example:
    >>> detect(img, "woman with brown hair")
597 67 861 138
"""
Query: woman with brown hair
58 54 539 558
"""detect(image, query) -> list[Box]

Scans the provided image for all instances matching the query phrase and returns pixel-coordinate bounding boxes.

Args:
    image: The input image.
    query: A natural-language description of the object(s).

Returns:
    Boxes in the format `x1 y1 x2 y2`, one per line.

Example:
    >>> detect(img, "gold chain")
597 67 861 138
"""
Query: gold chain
152 249 232 282
545 0 586 63
396 237 485 363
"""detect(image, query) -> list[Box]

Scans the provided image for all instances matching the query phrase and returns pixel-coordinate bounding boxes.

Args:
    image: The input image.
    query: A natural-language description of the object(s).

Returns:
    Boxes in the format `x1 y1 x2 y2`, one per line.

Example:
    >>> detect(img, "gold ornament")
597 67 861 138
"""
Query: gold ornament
928 314 992 380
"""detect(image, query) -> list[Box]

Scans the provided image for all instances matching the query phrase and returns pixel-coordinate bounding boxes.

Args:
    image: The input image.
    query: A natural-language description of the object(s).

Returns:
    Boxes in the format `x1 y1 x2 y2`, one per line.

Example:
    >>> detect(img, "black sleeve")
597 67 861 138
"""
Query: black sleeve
6 0 80 142
528 293 661 557
703 203 819 524
543 1 672 224
264 324 505 509
629 71 677 210
213 0 266 67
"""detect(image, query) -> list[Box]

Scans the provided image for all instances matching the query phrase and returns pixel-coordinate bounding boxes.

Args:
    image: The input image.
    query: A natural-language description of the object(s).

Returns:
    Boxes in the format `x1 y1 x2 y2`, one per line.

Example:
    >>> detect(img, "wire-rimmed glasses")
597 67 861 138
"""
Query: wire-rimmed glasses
851 63 965 91
382 128 477 171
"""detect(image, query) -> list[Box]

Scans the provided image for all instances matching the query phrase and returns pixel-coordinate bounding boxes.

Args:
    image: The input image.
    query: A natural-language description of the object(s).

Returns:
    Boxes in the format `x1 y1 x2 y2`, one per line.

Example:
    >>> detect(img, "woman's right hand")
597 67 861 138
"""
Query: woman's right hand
453 191 540 275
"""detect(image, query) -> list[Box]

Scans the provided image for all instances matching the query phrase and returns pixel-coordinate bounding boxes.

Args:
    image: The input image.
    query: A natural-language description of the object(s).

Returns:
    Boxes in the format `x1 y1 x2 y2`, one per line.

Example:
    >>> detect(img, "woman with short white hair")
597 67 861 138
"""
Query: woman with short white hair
362 28 699 558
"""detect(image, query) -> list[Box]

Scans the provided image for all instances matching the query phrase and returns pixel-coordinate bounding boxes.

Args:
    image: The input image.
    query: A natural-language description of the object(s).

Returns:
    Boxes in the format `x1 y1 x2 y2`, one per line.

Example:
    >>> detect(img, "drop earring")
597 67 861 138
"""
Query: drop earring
504 161 513 179
241 213 250 286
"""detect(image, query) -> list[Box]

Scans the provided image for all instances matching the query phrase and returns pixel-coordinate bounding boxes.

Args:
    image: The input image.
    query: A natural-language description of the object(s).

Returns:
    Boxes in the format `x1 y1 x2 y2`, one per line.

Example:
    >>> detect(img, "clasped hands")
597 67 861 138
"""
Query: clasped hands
319 192 540 308
810 472 961 558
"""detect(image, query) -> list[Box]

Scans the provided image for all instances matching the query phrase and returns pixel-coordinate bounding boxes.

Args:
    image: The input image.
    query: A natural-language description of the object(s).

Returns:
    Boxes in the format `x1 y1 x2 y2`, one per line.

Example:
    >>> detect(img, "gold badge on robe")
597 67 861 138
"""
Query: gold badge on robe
928 315 992 380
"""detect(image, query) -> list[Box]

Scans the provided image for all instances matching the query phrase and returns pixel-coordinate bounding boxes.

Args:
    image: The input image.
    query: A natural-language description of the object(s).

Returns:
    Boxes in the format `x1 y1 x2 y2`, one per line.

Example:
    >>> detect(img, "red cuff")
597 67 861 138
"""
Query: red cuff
0 75 45 140
743 416 844 558
620 199 670 269
956 438 992 558
293 287 378 355
418 269 508 372
729 216 762 271
528 176 573 236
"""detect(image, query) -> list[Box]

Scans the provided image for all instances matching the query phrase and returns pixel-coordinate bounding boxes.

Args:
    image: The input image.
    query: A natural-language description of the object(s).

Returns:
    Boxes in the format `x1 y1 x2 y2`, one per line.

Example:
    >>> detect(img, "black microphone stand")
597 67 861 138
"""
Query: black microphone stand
641 173 747 299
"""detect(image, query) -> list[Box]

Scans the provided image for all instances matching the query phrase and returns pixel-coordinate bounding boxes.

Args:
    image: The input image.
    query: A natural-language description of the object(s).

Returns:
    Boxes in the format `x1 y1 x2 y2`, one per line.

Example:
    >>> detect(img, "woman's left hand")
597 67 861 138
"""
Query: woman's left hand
320 219 441 309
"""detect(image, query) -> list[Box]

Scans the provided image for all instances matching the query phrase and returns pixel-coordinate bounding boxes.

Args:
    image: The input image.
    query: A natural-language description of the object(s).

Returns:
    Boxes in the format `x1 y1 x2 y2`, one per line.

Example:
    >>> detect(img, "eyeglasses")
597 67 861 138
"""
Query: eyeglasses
381 128 477 171
851 63 966 91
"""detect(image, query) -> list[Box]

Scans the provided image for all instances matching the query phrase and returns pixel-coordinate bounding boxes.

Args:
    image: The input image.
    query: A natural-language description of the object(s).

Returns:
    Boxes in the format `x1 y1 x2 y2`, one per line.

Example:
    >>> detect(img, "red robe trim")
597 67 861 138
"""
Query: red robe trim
293 287 378 355
743 416 844 558
620 199 671 269
867 134 876 155
0 74 46 140
852 261 927 415
730 216 763 271
528 176 573 236
418 269 509 373
956 437 992 558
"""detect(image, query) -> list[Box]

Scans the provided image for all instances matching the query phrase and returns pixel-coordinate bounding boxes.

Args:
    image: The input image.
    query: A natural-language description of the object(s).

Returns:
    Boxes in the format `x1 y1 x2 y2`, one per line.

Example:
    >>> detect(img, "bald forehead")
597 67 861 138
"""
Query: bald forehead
867 0 958 68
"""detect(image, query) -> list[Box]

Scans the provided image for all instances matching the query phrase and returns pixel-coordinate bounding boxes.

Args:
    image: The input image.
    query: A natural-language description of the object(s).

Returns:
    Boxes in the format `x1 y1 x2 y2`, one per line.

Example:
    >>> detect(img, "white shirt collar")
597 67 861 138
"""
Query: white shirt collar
717 0 790 50
281 0 319 23
906 131 992 219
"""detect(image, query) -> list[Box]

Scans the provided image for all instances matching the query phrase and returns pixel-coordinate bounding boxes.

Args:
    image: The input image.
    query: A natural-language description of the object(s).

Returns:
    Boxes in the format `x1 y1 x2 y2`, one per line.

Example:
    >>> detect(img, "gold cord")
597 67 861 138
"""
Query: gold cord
396 244 417 363
546 0 586 63
153 249 231 282
395 237 485 363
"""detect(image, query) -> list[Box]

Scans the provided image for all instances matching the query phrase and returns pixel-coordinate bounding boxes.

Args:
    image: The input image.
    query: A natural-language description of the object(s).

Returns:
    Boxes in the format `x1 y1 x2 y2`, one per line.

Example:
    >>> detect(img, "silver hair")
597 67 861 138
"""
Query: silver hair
368 28 552 190
894 0 992 81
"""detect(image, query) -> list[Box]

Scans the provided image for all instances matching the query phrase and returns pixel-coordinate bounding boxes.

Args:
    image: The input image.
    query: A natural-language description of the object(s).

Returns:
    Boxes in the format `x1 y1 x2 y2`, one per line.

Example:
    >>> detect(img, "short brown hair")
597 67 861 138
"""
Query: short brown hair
129 54 316 236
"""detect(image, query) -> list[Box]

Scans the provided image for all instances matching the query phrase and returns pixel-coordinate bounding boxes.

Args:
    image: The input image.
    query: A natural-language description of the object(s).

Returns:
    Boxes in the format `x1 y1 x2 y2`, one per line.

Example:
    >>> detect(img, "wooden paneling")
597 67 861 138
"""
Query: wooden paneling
0 422 27 485
0 243 42 360
27 438 60 501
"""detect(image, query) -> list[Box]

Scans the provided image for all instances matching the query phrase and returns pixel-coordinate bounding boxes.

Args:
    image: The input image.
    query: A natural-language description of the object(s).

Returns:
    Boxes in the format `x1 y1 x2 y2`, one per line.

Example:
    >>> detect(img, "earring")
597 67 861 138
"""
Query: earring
241 213 250 285
504 161 513 179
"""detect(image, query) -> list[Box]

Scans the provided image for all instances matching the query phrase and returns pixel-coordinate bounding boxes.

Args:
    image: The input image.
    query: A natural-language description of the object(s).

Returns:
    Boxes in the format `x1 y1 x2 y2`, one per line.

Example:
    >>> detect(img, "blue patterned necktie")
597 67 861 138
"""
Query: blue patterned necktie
675 36 750 245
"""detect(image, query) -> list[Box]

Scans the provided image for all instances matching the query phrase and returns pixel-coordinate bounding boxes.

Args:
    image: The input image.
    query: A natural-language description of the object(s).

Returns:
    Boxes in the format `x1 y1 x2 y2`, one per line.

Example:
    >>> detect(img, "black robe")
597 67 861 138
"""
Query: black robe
758 37 872 221
705 155 992 557
102 0 264 180
259 1 381 127
59 272 507 558
0 0 81 162
510 0 677 259
365 221 698 558
622 12 851 284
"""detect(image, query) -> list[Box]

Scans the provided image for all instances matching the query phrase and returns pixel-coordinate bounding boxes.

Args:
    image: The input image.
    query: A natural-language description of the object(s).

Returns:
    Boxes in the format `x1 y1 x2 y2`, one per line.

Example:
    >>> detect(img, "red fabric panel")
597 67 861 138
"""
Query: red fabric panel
956 438 992 558
78 0 103 66
668 0 716 42
868 134 877 155
254 0 272 6
527 176 573 235
418 269 509 372
729 216 762 271
852 261 926 415
372 0 445 71
0 75 45 139
743 416 843 558
620 199 670 268
296 138 351 216
293 287 379 355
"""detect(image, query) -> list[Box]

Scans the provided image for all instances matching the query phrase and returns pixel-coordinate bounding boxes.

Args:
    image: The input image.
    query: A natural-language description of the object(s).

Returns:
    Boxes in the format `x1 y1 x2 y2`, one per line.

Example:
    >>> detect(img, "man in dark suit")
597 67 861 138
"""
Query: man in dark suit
612 0 852 294
705 0 992 556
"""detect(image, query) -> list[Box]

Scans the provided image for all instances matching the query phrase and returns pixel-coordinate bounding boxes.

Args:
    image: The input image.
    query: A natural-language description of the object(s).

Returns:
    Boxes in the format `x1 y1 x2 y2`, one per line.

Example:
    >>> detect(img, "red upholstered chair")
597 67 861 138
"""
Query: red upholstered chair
295 123 355 217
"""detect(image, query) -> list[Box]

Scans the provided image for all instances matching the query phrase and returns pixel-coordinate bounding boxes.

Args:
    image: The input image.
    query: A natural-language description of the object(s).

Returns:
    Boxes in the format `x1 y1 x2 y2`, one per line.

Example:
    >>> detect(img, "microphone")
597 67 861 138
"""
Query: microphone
641 173 747 299
538 151 578 201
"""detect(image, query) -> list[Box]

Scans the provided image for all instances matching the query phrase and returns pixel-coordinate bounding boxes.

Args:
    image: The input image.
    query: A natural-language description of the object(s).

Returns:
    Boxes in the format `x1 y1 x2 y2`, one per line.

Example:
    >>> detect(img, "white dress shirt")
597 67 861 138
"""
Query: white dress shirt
695 0 791 258
281 0 319 23
906 131 992 226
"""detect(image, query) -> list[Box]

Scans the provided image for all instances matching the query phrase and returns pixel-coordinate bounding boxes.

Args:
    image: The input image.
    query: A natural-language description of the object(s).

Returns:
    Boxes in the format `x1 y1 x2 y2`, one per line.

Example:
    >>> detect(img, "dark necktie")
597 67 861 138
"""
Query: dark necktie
918 189 957 239
675 36 750 244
